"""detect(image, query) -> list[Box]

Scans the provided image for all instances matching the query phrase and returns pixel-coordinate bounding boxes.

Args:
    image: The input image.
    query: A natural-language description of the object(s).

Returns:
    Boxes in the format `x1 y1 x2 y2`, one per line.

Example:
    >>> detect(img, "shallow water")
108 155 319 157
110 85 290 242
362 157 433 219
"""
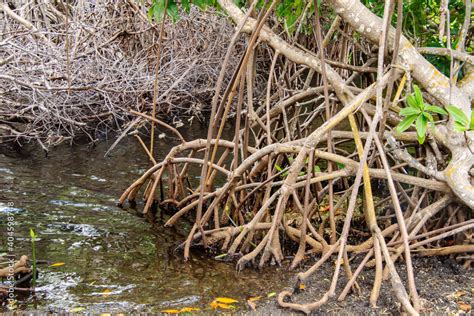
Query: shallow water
0 124 289 313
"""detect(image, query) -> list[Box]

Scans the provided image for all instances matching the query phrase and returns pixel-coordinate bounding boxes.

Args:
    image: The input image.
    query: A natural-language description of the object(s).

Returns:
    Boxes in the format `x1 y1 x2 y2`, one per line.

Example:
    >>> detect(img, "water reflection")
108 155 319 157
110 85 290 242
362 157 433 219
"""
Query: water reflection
0 125 288 312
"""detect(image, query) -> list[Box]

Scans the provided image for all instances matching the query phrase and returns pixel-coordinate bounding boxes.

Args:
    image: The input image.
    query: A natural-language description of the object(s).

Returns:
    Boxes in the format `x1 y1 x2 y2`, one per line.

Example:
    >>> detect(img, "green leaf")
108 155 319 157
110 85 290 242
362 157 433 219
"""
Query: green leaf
147 4 155 21
453 121 469 132
395 114 417 133
471 111 474 130
153 2 165 22
336 162 345 169
425 105 447 116
405 94 419 110
29 228 36 239
416 114 427 144
446 105 469 127
413 84 424 109
193 0 210 9
399 107 420 116
167 0 180 22
422 112 434 124
313 165 321 173
275 164 283 172
182 0 191 12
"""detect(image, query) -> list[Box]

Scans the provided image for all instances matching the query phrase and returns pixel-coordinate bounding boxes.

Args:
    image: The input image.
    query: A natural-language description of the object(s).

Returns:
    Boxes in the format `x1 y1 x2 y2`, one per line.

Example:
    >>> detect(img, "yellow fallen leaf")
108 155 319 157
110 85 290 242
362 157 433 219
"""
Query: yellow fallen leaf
102 289 111 298
50 262 65 267
69 307 86 312
161 309 181 314
179 307 200 312
248 296 262 302
215 297 238 304
299 284 305 290
210 301 235 309
267 292 276 298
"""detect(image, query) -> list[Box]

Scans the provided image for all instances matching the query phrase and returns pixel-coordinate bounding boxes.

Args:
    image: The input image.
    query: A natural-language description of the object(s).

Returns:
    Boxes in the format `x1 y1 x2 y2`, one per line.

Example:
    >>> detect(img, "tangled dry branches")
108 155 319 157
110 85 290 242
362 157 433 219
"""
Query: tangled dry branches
0 0 239 148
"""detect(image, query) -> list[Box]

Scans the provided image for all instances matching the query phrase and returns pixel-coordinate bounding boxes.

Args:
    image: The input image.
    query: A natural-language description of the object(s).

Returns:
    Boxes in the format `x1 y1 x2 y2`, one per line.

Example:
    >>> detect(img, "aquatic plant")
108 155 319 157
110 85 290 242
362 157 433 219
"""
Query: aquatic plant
29 229 37 287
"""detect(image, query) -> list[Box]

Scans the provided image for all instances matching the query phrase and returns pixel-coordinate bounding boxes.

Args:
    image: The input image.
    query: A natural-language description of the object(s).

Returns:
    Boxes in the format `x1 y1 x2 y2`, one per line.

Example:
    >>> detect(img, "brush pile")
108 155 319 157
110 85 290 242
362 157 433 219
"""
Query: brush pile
0 1 238 148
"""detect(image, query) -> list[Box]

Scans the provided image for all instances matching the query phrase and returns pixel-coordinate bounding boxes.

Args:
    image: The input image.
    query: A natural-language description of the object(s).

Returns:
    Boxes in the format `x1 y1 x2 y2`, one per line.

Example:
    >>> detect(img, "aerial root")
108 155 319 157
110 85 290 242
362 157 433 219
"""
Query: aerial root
119 0 473 310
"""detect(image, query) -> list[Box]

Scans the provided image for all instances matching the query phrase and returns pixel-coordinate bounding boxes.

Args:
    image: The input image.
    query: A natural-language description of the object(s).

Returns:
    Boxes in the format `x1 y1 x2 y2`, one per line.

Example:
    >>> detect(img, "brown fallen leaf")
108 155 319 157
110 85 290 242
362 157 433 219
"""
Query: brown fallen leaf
457 301 471 313
247 299 256 311
452 290 468 299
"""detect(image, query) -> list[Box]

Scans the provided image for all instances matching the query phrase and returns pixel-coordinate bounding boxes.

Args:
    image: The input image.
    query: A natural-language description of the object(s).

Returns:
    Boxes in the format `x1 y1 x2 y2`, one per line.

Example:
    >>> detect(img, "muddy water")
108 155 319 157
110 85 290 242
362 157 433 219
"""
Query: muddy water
0 124 289 313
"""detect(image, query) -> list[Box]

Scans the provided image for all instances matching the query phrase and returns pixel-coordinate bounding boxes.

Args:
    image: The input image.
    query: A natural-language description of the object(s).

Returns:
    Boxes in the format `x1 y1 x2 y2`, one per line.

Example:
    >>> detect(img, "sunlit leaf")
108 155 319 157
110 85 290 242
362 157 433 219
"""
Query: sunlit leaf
406 94 418 109
413 84 424 109
425 105 447 116
416 115 427 144
396 114 417 133
267 292 276 298
215 297 238 304
29 229 36 239
446 105 469 127
453 121 469 132
49 262 65 267
299 283 305 290
422 112 434 124
399 107 420 116
147 5 154 21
